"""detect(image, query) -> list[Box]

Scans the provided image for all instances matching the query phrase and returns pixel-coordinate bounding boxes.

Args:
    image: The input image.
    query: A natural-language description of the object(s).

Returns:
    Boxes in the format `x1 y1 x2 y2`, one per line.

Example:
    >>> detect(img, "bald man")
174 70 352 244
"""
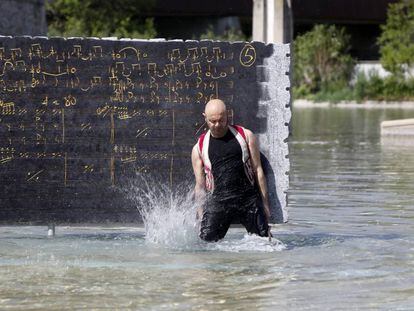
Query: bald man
192 99 271 242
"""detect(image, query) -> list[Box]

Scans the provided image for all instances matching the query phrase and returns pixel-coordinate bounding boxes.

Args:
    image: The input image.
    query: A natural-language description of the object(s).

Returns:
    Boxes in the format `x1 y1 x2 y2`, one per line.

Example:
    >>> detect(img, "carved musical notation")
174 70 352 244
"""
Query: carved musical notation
0 147 15 164
27 169 44 182
1 42 239 102
0 100 15 115
0 38 262 191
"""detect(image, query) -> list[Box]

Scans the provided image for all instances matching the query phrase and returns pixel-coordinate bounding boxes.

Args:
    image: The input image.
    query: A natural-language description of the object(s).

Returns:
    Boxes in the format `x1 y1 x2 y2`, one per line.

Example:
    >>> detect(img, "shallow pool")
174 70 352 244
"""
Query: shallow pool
1 106 413 310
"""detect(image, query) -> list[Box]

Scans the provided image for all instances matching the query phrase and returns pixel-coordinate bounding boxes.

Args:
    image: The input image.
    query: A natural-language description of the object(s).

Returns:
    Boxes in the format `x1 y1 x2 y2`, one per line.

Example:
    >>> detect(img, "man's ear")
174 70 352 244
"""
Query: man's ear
202 112 206 118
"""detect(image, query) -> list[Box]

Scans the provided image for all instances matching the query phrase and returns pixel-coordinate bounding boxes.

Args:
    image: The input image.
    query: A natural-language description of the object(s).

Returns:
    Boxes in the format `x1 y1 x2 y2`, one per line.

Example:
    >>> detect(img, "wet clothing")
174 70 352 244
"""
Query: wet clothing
198 127 269 242
208 129 254 199
199 191 269 242
197 125 255 193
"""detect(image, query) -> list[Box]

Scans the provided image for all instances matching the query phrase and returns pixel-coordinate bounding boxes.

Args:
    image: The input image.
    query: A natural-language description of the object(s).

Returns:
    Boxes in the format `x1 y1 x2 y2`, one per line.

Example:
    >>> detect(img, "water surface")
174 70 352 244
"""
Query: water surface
1 106 414 310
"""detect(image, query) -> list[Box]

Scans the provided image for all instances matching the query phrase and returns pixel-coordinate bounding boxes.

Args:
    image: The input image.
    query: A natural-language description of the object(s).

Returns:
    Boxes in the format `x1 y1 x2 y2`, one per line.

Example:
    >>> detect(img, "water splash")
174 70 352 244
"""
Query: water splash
210 234 286 252
126 176 285 252
127 177 201 249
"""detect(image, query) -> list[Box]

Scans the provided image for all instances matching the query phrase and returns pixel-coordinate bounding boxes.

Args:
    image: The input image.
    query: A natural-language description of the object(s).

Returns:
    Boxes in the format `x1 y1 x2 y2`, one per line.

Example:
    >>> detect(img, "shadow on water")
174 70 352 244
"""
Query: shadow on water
0 230 146 241
260 153 284 223
56 232 146 241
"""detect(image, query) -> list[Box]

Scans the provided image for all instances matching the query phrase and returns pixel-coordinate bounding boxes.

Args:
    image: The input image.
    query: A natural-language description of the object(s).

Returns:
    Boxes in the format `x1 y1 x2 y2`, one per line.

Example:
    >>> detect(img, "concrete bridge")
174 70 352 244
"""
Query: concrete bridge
0 0 397 60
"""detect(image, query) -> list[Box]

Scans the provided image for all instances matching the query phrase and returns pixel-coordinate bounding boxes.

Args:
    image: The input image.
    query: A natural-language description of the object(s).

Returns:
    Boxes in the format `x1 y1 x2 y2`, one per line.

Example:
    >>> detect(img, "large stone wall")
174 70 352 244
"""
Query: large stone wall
0 36 291 224
0 0 47 36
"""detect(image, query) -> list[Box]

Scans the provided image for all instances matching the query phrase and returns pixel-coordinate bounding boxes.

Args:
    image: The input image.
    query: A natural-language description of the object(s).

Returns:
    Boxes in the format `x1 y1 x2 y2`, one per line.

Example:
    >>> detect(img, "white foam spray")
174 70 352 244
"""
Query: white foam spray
126 175 285 252
210 233 286 252
127 177 201 249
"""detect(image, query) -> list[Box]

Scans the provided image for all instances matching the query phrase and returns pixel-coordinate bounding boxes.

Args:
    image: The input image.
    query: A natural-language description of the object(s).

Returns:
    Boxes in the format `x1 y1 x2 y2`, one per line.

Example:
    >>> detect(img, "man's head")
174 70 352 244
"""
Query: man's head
204 99 228 138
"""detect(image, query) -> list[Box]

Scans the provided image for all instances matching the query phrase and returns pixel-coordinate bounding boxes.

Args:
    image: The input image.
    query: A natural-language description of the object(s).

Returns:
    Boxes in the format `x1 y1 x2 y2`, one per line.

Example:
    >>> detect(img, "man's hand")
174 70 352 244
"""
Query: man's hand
267 224 272 242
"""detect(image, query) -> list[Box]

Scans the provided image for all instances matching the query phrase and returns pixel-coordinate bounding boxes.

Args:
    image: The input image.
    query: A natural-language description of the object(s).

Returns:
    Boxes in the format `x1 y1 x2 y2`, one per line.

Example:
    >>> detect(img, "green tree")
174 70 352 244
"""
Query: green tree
199 25 249 42
293 24 354 94
378 0 414 76
46 0 156 39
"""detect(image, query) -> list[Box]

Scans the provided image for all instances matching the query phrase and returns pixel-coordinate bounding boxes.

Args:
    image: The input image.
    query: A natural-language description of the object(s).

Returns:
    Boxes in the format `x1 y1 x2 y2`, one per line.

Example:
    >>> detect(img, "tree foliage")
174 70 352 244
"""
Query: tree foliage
378 0 414 76
293 24 354 94
46 0 156 39
199 26 249 42
354 72 414 101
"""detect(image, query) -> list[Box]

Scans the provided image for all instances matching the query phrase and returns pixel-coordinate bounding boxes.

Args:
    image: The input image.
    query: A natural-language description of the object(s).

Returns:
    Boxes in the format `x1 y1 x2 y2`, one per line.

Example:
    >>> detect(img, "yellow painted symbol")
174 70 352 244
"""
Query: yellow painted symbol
239 44 256 67
27 169 44 182
0 100 15 115
64 95 76 107
136 128 149 138
81 123 92 131
83 165 94 173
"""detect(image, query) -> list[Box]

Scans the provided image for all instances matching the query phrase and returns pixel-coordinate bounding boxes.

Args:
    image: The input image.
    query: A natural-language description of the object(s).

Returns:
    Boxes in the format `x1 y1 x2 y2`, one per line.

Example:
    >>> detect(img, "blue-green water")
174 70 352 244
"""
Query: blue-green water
1 106 413 310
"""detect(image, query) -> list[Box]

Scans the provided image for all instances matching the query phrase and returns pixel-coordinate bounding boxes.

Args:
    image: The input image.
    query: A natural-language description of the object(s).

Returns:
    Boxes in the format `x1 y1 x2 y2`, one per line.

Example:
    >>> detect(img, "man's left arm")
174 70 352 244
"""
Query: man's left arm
245 129 271 222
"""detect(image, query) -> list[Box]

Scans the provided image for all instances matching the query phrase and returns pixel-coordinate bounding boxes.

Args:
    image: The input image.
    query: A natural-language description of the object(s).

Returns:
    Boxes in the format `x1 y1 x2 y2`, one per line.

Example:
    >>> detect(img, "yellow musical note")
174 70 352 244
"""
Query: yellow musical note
0 100 15 115
27 169 44 182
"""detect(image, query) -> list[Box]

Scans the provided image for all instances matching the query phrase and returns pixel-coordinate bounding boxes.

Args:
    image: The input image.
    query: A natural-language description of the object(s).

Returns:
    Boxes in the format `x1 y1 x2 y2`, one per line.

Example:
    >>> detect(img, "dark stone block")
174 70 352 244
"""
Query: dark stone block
0 36 291 224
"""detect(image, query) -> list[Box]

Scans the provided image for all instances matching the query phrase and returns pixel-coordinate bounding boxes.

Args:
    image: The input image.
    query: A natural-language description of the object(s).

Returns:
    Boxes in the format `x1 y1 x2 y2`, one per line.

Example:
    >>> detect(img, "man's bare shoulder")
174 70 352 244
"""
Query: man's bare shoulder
192 143 199 153
242 127 254 135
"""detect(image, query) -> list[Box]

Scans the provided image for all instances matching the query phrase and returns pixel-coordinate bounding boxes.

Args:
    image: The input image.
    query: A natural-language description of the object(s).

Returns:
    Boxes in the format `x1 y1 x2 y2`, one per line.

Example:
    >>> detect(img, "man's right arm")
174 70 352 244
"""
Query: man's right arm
191 144 206 218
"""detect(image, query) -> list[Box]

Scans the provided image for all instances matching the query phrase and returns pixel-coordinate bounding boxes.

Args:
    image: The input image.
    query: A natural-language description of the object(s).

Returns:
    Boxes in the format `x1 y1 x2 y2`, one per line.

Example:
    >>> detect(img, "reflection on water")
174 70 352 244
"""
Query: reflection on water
1 106 414 310
290 108 414 235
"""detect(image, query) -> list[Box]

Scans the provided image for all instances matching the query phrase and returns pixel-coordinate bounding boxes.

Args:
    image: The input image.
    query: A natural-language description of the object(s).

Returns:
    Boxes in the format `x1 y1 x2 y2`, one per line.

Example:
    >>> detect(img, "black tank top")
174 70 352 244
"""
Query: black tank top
208 129 256 201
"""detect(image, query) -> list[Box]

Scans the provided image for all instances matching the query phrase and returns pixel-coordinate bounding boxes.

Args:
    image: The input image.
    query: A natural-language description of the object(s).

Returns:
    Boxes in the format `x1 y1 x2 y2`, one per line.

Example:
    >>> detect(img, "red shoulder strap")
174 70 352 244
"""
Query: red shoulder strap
233 125 247 141
198 132 207 153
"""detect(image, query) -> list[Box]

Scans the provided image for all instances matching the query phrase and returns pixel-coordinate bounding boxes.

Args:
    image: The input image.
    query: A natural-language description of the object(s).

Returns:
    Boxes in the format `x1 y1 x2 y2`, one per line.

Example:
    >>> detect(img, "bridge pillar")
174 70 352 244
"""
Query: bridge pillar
253 0 293 44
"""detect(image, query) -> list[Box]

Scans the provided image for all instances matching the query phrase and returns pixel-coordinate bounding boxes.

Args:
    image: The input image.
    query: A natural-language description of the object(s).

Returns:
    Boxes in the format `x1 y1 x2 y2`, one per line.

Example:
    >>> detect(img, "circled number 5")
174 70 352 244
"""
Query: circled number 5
239 44 256 67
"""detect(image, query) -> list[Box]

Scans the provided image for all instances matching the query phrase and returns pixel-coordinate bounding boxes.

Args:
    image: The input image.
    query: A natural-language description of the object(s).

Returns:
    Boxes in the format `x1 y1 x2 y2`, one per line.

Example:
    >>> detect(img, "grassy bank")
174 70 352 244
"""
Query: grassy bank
294 75 414 103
